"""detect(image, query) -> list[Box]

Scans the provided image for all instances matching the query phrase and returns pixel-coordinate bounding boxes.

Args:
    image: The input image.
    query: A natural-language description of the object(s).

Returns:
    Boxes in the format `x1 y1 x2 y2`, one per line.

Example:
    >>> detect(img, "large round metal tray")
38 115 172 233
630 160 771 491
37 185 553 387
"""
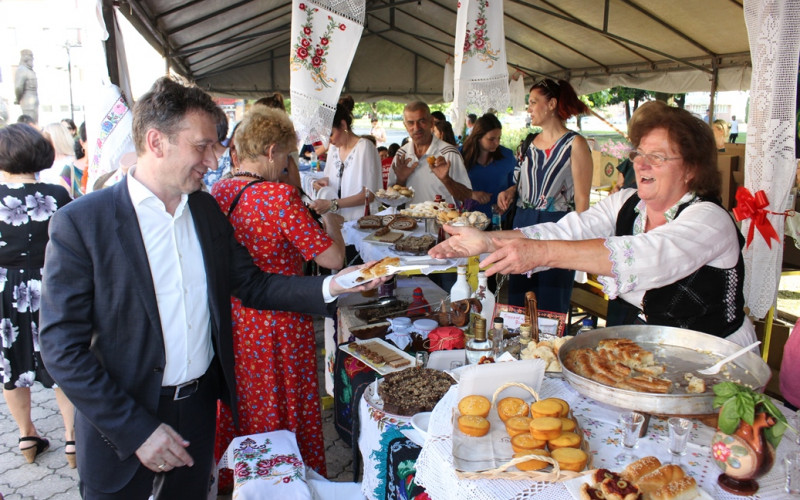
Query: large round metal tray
558 325 770 416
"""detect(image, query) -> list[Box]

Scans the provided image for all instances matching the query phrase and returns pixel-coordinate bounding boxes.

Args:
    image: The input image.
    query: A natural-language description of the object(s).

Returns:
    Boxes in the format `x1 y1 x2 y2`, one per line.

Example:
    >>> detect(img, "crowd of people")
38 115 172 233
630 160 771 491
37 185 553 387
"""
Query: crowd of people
0 73 766 500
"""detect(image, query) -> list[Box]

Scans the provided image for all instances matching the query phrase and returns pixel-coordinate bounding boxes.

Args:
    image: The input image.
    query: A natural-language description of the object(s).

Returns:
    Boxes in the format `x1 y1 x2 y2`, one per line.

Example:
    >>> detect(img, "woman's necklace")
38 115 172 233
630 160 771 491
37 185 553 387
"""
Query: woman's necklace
233 171 268 182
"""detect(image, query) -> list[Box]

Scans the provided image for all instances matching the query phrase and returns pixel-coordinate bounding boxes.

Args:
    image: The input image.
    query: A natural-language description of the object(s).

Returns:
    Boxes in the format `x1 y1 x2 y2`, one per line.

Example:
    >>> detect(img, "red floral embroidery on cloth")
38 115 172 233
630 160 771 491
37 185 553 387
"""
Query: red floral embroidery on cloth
291 3 347 88
229 437 304 486
462 0 499 64
212 179 333 486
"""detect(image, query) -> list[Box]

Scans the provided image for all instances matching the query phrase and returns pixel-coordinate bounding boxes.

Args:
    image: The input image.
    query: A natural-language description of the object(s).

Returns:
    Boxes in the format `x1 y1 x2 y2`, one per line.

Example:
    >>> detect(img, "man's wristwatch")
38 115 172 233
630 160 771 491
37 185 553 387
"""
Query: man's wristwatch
329 199 339 213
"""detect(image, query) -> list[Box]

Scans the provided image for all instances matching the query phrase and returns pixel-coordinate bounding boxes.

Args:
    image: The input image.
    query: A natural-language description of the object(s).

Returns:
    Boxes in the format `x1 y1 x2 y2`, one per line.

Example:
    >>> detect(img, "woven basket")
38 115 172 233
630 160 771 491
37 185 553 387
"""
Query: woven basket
453 381 592 482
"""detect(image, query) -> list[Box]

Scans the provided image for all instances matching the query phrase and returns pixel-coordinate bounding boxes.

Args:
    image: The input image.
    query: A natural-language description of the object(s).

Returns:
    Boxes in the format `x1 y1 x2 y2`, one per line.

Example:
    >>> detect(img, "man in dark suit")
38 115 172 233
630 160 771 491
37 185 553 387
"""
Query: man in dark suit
39 78 380 499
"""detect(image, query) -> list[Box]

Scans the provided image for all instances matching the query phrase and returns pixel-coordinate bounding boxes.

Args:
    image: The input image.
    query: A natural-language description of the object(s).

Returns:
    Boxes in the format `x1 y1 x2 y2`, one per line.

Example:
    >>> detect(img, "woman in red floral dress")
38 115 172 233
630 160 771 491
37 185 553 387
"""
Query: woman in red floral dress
212 105 345 488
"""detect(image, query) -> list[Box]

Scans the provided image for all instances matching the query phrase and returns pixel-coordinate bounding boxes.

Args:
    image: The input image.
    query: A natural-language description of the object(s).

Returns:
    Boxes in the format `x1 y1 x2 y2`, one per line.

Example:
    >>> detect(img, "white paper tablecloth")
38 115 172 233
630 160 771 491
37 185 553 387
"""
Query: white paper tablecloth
415 377 798 500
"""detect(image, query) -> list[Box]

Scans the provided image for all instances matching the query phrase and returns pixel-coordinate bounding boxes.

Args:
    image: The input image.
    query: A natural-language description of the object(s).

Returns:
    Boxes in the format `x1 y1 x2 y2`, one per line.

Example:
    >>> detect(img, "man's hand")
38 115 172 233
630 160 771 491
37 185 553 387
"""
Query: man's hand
479 238 545 276
393 156 418 185
430 156 451 182
428 225 492 259
328 262 390 297
497 186 516 212
471 190 492 205
135 423 194 473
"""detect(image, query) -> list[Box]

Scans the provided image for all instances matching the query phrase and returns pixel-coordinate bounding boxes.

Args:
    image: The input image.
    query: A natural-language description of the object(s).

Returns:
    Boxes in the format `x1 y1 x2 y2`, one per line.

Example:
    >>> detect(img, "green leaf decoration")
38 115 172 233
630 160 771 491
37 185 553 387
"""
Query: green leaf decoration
731 445 749 456
723 435 735 445
714 381 740 399
728 457 741 468
718 399 741 435
715 459 727 471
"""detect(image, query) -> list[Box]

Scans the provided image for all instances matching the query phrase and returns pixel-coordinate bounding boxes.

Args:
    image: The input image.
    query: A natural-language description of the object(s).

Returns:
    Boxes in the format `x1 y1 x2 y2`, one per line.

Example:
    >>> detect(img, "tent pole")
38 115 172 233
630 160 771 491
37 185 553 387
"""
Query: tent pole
708 58 719 123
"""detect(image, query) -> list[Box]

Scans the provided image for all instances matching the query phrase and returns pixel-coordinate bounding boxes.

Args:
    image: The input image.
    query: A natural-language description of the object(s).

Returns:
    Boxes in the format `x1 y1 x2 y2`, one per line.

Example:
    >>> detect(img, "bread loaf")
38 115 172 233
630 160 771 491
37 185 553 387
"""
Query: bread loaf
621 456 662 483
637 464 685 494
649 476 698 500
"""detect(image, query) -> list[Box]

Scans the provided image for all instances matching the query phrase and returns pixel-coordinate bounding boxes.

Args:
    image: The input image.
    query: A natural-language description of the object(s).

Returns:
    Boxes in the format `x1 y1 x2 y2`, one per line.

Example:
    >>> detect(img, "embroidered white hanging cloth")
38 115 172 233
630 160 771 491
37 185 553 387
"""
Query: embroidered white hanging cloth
509 72 527 114
443 57 454 103
741 0 800 318
290 0 365 145
452 0 509 130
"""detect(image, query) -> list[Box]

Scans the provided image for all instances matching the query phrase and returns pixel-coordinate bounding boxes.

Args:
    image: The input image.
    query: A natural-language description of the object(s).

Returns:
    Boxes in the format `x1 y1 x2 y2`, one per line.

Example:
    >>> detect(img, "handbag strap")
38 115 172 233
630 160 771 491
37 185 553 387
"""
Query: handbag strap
226 179 263 217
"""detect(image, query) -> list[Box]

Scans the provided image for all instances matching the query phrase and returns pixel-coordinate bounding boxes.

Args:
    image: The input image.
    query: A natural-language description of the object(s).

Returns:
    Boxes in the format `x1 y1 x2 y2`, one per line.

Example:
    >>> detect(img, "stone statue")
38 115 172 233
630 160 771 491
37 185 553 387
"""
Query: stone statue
15 49 39 123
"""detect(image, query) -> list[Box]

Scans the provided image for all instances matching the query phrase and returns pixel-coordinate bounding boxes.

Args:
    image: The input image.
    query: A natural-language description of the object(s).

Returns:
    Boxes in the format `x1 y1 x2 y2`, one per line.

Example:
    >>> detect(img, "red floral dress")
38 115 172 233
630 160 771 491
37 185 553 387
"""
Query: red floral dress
212 179 333 481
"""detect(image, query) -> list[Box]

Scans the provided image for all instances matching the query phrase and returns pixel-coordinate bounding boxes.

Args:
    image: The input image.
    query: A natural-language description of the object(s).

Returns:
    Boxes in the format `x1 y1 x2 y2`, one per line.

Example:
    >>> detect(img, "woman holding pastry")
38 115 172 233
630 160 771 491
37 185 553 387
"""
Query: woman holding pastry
430 103 755 346
310 95 382 222
496 79 593 313
211 105 345 490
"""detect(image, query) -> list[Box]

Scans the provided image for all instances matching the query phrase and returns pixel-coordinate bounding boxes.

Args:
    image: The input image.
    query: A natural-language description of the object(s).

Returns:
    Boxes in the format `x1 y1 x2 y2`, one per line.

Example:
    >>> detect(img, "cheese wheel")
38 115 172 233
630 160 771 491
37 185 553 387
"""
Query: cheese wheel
497 397 529 422
457 415 490 437
551 447 588 472
505 416 533 437
547 432 582 450
458 395 491 418
529 417 563 440
510 433 547 453
531 399 563 418
514 449 550 471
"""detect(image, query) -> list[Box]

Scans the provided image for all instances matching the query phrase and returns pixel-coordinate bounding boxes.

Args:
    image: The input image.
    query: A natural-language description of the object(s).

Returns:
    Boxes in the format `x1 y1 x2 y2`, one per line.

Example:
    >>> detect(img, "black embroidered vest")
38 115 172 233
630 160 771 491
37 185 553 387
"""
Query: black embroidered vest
606 193 745 338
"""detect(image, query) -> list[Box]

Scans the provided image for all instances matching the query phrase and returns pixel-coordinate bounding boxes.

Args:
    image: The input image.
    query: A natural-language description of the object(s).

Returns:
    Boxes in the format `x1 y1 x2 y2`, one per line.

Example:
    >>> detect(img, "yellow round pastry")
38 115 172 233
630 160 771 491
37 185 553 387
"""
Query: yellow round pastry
458 395 491 418
549 398 570 417
497 397 529 422
530 399 563 418
551 447 588 472
505 416 533 437
529 417 563 440
514 449 551 471
547 432 582 450
559 417 577 433
510 433 547 453
457 415 490 437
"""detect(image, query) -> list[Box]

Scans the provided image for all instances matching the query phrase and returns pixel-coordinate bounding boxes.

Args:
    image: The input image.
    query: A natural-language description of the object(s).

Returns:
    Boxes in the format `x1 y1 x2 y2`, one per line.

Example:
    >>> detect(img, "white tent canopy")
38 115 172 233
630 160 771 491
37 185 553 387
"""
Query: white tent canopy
114 0 751 100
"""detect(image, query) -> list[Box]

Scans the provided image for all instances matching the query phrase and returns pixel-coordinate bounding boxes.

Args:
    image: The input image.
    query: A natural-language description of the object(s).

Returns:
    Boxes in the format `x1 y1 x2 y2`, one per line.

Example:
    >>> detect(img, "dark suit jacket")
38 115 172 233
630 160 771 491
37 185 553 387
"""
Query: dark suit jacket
39 180 334 492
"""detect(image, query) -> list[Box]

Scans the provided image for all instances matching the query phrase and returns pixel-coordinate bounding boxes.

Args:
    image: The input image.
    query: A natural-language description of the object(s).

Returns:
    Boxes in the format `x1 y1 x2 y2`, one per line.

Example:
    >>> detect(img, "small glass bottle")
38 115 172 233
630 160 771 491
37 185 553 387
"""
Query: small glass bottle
449 265 472 302
491 204 502 230
488 317 508 357
578 318 594 335
519 323 532 346
465 317 492 364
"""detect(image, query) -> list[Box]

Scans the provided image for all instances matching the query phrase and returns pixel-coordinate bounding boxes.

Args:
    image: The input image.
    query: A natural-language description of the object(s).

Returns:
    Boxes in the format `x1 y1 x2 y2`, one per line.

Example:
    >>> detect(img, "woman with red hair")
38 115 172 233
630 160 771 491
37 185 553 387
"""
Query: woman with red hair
497 79 592 313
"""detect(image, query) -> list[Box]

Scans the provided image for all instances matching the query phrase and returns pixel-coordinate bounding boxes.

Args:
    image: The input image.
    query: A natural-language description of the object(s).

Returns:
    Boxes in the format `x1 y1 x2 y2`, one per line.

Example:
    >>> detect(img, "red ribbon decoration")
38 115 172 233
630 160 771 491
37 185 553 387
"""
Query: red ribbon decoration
732 187 781 248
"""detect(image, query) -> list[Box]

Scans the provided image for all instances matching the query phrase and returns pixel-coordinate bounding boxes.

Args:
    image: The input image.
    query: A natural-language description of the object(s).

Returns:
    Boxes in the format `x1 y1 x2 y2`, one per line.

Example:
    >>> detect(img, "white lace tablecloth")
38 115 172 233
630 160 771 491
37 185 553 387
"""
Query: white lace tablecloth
415 377 798 500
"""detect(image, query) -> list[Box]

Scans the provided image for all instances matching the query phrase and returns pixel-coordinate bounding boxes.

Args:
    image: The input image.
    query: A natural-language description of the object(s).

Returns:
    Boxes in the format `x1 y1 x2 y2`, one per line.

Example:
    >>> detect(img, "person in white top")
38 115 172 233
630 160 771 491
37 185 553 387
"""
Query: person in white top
310 96 381 221
370 117 387 147
388 101 472 205
430 104 755 347
729 115 739 143
38 78 384 499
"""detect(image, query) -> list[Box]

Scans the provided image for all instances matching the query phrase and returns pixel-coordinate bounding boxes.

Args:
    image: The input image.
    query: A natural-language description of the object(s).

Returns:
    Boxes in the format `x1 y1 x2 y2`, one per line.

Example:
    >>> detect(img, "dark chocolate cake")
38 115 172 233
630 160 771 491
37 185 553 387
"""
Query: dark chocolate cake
377 367 456 416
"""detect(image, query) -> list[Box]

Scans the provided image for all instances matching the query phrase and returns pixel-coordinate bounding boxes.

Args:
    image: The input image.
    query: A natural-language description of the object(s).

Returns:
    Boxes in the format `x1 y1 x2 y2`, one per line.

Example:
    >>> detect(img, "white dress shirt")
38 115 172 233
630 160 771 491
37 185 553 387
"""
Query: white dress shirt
127 168 213 386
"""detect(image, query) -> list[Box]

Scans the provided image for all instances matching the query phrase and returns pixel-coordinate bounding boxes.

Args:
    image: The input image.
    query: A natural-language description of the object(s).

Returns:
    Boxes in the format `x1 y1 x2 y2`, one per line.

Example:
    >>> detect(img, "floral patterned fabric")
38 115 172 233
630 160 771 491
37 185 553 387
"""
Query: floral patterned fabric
0 182 70 390
211 179 333 483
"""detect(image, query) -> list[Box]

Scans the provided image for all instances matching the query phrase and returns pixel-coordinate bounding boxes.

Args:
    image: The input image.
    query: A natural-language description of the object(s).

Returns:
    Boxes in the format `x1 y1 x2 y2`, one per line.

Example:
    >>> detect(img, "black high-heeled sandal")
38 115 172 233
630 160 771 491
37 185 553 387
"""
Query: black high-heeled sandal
65 440 76 468
19 436 49 463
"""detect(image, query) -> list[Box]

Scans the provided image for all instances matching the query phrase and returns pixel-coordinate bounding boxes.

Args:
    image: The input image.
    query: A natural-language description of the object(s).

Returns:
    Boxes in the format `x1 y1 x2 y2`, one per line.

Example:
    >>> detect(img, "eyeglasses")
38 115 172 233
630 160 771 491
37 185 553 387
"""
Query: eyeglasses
628 149 682 167
534 79 559 94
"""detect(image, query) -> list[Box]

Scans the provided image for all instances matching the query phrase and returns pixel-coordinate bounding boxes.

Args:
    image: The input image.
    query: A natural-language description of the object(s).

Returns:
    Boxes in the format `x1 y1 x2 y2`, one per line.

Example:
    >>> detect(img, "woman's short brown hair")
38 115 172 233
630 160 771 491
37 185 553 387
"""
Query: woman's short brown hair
234 105 297 161
0 124 55 174
628 104 721 200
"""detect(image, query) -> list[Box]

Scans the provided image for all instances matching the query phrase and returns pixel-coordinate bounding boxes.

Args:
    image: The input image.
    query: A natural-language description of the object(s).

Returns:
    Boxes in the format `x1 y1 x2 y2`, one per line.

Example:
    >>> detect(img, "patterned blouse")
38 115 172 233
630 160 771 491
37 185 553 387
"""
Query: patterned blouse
514 131 579 212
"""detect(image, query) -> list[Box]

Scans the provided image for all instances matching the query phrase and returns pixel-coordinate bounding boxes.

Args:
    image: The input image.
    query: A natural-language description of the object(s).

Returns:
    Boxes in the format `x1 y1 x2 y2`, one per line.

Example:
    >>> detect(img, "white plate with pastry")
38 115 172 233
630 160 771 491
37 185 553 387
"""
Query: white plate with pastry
335 257 429 288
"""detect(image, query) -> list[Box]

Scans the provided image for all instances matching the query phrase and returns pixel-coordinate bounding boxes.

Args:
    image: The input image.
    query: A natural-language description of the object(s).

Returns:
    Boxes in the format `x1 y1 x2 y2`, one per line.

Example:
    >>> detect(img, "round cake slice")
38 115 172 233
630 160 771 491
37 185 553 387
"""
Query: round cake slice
377 367 456 416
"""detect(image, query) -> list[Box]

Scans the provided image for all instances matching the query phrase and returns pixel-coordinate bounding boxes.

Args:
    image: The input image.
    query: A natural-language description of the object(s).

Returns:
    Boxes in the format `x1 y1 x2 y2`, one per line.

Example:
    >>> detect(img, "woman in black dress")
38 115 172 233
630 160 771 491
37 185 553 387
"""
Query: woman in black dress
0 124 75 465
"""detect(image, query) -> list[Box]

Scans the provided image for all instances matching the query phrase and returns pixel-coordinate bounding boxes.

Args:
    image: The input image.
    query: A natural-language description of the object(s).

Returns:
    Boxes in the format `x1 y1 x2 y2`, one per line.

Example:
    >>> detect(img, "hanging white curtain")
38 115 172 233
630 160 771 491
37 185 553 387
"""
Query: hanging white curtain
453 0 509 130
740 0 800 318
509 72 527 114
443 57 454 103
289 0 365 145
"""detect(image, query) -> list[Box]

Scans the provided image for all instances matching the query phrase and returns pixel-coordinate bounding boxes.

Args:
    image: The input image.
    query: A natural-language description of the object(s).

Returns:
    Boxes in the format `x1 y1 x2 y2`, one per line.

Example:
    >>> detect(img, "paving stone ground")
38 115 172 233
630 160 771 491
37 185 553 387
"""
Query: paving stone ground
0 317 354 499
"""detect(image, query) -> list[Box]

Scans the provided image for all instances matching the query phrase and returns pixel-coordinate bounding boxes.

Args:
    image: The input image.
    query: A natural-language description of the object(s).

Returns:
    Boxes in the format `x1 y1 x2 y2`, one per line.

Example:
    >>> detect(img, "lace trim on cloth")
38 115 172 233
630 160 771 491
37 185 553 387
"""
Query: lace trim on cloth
600 237 637 299
291 90 337 145
457 74 511 116
741 0 800 318
314 0 364 24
